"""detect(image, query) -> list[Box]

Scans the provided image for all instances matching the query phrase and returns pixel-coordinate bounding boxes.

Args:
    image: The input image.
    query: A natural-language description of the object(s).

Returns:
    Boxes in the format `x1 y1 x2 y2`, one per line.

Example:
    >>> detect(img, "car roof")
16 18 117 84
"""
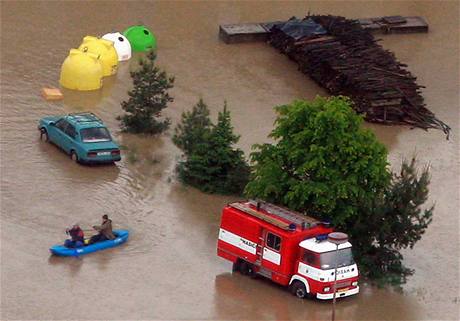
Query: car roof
64 113 106 129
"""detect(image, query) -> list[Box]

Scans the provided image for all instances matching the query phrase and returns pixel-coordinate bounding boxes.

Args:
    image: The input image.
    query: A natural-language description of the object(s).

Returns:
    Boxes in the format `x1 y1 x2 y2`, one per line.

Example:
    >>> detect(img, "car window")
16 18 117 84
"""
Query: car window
55 119 69 132
65 124 77 139
266 232 281 251
80 127 111 143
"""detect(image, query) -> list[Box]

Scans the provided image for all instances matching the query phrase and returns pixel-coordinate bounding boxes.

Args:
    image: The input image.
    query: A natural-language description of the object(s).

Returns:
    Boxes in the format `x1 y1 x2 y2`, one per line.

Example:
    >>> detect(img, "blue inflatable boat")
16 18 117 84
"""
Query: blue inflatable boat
50 229 129 257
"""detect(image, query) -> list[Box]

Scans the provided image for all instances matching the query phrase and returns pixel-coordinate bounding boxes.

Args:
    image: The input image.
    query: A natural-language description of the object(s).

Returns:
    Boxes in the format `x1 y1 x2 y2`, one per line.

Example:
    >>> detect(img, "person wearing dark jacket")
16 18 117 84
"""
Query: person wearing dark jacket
89 215 116 244
64 224 84 248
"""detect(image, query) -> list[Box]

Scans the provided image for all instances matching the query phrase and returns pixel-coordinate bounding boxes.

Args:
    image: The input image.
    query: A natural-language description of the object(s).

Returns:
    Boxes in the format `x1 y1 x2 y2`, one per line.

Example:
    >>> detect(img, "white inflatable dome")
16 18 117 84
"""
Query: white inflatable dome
102 32 132 61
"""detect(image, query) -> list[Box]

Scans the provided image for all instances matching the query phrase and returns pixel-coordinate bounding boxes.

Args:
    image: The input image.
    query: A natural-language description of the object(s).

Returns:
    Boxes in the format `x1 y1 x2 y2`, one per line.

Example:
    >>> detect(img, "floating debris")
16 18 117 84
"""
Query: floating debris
41 87 63 101
269 15 450 138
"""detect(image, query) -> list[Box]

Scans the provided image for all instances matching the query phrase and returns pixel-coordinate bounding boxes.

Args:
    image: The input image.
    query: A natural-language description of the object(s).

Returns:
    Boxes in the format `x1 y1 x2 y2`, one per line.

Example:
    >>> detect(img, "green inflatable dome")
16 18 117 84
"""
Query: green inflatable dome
123 25 157 52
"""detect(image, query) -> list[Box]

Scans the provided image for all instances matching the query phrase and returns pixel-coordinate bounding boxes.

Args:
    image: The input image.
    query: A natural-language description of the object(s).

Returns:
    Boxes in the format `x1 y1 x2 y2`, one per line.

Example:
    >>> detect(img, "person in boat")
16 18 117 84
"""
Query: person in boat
89 214 116 244
64 224 84 248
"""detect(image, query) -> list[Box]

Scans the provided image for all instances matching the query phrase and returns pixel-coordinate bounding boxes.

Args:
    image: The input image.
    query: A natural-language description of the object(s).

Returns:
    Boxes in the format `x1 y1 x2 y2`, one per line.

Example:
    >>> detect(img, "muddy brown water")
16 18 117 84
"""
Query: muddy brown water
1 1 459 320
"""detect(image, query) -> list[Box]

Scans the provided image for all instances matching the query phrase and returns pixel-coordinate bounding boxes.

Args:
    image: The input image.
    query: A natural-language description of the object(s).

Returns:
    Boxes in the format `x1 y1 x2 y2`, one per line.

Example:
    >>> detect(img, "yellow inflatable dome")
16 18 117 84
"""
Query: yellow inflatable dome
78 36 118 76
60 49 103 91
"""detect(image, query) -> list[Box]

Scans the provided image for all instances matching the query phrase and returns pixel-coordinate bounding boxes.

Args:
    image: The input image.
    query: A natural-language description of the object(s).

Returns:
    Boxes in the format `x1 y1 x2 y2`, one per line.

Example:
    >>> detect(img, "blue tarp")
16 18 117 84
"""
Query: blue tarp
274 18 327 40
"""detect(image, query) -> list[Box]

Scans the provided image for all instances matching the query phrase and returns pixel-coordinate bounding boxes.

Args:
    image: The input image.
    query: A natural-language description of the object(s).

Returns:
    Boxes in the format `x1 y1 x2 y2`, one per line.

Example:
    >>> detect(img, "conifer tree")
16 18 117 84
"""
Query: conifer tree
173 100 250 195
173 98 212 156
206 103 250 194
173 99 213 187
118 50 174 134
354 157 434 284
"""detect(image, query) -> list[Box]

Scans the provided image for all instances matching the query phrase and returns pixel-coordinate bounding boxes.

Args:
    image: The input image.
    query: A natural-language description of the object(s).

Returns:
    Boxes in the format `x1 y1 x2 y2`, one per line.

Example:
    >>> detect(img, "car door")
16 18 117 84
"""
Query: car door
47 118 65 144
49 119 69 151
62 124 77 154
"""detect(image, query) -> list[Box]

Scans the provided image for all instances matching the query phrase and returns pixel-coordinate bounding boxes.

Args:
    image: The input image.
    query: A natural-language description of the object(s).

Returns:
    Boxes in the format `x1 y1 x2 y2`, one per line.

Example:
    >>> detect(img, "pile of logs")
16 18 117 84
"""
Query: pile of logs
269 15 450 138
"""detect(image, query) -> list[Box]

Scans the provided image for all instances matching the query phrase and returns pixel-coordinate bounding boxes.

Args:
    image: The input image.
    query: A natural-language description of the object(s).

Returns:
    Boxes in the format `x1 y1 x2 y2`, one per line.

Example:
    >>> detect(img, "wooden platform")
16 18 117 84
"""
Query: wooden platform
357 16 428 34
219 16 428 44
219 23 271 44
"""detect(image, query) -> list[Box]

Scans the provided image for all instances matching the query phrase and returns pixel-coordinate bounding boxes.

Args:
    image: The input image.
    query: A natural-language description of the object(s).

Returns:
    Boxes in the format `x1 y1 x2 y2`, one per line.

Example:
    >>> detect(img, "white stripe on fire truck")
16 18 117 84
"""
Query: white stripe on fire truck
263 247 281 265
298 262 359 282
218 228 257 255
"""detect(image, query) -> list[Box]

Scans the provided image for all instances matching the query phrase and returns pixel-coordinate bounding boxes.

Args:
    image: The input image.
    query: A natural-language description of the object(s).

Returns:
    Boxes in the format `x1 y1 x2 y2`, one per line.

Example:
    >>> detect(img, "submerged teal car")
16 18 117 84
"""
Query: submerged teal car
38 112 121 164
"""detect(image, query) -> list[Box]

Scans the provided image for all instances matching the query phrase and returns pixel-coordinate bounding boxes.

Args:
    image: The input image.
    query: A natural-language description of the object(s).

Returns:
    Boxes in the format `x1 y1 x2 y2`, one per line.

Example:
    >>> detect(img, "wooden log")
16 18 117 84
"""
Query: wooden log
267 14 449 137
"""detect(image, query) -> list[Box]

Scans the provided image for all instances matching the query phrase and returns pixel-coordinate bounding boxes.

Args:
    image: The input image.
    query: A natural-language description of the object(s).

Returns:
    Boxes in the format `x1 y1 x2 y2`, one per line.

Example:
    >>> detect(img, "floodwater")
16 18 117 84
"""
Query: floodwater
1 1 458 320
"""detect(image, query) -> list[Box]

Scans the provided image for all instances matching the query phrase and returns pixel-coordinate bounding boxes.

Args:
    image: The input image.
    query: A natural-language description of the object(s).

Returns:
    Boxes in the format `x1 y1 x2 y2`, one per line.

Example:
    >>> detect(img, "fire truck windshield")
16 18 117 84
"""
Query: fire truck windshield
320 248 355 270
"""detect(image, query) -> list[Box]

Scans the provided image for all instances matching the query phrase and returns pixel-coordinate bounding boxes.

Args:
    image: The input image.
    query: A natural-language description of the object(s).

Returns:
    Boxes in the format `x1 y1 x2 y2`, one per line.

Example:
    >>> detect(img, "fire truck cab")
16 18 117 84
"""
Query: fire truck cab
217 200 359 300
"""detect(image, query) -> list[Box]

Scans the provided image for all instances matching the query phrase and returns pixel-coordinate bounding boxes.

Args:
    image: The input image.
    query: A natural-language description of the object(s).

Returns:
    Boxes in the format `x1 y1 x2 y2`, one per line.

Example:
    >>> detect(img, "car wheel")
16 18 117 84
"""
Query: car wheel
70 151 79 163
290 281 307 299
40 128 49 142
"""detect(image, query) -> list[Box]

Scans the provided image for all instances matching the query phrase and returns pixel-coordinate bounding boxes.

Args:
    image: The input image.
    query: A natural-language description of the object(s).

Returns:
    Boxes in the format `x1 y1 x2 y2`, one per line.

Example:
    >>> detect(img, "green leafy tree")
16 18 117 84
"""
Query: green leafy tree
245 96 433 284
173 100 250 195
245 96 390 224
118 50 174 134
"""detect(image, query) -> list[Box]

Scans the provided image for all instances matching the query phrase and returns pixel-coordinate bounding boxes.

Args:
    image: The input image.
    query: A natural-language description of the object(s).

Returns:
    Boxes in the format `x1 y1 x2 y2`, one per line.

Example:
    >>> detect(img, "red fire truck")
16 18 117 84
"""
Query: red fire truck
217 200 359 300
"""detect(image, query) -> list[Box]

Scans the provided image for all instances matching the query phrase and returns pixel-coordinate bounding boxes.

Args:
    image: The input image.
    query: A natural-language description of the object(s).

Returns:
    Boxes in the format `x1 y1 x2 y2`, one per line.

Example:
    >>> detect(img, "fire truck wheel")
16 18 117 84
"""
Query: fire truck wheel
239 261 256 277
290 281 307 299
232 260 240 272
